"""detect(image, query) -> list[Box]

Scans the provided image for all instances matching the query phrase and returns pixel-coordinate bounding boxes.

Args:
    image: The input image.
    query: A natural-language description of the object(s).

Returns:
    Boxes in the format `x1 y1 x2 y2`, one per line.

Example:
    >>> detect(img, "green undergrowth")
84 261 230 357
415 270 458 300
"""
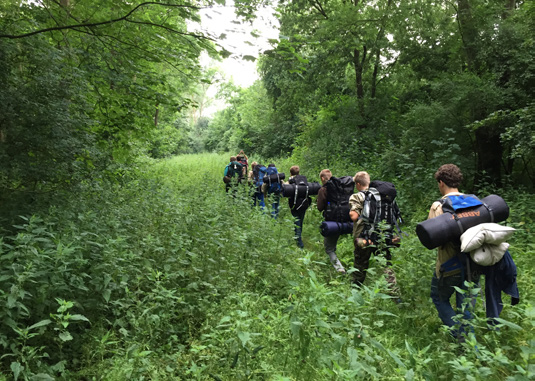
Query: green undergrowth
0 153 533 380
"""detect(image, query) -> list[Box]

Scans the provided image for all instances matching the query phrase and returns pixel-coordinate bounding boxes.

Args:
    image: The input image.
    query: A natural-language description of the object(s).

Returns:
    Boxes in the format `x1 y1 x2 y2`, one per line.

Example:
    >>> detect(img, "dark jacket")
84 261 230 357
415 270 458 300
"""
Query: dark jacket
475 250 520 321
319 177 354 222
288 175 311 215
317 186 328 212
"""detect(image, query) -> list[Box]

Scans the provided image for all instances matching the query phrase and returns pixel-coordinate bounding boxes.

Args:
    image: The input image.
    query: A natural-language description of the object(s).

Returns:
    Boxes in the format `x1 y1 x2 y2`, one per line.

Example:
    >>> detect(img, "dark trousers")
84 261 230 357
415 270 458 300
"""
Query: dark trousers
291 209 306 248
267 194 280 219
352 239 396 290
430 270 477 339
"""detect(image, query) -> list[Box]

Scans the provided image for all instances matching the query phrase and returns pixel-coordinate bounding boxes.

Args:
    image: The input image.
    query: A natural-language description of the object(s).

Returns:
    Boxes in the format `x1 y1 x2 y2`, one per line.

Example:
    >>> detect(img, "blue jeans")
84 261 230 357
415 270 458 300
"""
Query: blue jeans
430 271 476 339
268 194 280 219
253 191 265 209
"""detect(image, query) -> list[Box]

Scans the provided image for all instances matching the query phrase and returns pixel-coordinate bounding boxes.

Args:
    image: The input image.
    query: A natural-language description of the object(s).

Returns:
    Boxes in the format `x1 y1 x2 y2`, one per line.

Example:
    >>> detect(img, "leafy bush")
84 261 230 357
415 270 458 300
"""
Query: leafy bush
0 153 532 380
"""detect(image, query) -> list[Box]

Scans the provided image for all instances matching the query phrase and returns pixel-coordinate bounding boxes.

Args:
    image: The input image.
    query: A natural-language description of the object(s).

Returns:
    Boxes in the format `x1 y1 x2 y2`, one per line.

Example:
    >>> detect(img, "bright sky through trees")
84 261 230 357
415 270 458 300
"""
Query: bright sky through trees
198 5 279 88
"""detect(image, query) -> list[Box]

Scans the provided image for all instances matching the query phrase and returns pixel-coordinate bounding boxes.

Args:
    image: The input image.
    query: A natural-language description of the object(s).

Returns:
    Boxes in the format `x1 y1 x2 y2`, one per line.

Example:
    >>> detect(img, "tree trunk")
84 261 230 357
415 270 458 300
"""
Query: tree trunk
352 47 366 128
474 127 503 187
502 0 516 19
457 0 504 186
457 0 478 72
371 49 380 98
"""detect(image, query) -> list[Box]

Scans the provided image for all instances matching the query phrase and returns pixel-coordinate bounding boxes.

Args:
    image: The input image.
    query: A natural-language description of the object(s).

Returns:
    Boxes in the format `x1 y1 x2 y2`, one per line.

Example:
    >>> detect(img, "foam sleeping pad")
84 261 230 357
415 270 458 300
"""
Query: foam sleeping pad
320 221 354 237
262 173 285 183
416 194 509 250
281 182 321 197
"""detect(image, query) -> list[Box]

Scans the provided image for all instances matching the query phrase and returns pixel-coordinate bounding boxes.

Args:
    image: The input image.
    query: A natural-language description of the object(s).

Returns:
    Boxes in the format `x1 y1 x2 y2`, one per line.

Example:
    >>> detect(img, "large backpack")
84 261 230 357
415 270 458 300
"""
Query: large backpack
359 180 403 245
265 165 282 195
323 176 355 222
438 193 484 247
253 164 268 189
416 194 509 250
288 174 311 212
237 156 248 177
225 161 244 181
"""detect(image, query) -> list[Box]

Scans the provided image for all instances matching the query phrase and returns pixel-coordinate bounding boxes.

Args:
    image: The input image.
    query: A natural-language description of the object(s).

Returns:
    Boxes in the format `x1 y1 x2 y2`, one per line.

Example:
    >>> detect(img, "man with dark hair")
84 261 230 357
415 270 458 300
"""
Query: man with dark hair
434 163 463 188
428 164 476 342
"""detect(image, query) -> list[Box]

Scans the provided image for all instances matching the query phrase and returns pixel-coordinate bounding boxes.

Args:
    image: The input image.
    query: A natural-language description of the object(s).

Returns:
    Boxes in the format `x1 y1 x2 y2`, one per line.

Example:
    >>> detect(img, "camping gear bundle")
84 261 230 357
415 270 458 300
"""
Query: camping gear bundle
320 221 354 237
282 182 322 197
416 194 510 249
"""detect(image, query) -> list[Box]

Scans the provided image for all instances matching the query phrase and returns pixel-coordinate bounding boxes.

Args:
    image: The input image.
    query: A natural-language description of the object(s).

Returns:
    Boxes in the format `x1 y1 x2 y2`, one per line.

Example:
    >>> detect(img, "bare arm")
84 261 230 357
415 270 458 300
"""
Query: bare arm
349 210 359 222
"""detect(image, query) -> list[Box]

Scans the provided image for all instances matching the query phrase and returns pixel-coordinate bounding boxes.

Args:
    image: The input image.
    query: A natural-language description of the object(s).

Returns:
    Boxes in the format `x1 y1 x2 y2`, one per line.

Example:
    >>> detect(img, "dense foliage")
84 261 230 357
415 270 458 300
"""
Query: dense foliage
0 0 222 225
0 153 533 380
205 0 534 192
1 0 534 379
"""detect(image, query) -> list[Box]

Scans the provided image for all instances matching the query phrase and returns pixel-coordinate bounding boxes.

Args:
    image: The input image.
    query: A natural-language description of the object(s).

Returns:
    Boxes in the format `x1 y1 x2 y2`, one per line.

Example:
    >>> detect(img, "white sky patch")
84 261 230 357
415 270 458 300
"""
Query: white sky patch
197 5 279 88
190 5 279 116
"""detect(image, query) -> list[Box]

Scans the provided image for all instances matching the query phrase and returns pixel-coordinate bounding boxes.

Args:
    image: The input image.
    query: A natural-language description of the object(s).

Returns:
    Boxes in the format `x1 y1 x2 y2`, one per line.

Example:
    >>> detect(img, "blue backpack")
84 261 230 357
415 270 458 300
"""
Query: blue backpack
254 165 268 188
265 166 282 195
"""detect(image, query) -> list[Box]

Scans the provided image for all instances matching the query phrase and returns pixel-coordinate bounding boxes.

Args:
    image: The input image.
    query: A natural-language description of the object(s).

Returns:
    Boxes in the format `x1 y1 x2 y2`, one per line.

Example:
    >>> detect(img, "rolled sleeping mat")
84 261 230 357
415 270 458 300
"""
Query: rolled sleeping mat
320 221 354 237
263 173 286 184
282 182 322 197
416 194 509 250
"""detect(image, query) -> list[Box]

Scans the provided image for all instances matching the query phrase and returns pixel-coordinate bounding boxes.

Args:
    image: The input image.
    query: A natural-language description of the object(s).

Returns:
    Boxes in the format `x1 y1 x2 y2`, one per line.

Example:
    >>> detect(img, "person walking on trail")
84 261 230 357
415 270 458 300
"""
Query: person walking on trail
237 150 249 179
262 163 283 218
349 171 399 294
317 169 350 274
287 165 312 249
249 162 266 209
428 164 479 342
223 156 243 193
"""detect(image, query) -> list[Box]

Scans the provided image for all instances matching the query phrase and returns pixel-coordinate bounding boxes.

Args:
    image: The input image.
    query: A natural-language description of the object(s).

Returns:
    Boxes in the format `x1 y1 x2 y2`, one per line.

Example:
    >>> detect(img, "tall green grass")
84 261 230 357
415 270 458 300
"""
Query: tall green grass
0 153 533 380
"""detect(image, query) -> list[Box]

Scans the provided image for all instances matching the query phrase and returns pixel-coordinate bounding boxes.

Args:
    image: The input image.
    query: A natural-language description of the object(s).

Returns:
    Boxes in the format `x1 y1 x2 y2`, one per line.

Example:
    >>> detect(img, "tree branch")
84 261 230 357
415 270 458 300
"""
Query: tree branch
74 27 192 77
0 2 206 39
124 19 210 42
308 0 328 18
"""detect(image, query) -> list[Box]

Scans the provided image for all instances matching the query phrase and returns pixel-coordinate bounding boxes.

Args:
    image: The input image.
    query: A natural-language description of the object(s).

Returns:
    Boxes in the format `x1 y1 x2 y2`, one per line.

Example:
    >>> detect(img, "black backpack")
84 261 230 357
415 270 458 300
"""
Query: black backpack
323 176 355 222
359 180 403 245
288 175 311 212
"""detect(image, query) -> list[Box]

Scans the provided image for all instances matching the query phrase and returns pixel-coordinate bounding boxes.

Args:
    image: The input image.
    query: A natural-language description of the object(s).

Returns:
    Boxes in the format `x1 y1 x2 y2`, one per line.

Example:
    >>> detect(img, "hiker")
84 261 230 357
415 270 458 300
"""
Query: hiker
317 169 354 274
262 164 283 218
287 165 312 249
250 162 266 209
248 161 257 185
349 171 400 294
223 156 243 193
428 164 479 341
237 150 249 178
